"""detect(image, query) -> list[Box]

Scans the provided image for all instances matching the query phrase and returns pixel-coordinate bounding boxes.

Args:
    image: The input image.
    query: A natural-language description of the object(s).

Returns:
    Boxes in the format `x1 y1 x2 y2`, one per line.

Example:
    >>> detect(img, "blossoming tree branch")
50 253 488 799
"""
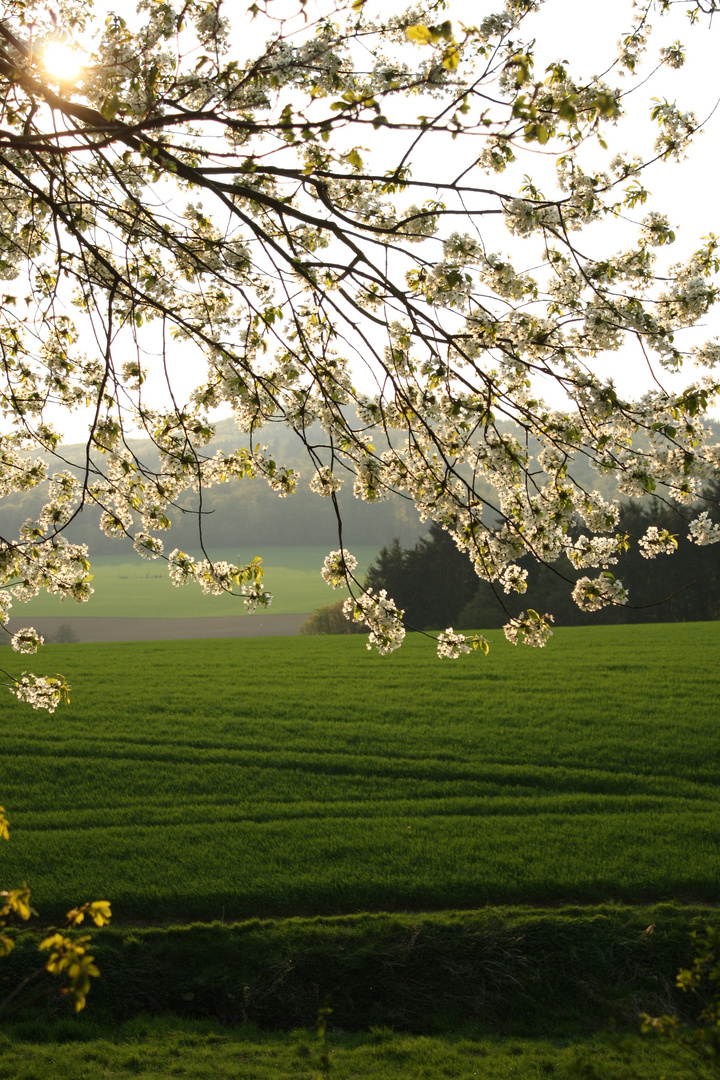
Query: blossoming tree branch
1 0 719 705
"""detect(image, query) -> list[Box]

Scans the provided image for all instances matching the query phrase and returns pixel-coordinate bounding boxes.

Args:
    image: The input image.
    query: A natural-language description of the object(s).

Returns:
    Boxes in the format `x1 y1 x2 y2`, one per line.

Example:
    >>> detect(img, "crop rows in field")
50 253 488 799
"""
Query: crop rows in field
1 623 719 921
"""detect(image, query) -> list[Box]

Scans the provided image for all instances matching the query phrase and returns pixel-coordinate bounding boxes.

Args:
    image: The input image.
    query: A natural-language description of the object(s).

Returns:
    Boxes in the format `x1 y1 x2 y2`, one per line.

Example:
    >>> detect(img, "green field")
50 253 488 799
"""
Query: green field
0 1021 699 1080
15 546 378 618
1 622 719 922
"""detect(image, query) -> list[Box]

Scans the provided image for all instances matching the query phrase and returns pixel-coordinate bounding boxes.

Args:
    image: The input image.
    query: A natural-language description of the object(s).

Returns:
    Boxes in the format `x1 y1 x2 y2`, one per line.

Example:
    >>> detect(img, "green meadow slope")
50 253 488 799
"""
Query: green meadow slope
1 623 718 923
14 546 378 619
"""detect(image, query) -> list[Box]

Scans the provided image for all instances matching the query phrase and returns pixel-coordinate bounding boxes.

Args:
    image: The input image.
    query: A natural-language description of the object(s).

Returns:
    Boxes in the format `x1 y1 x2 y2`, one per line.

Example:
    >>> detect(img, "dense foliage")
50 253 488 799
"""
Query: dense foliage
366 488 720 630
1 905 712 1034
1 0 720 702
365 525 480 630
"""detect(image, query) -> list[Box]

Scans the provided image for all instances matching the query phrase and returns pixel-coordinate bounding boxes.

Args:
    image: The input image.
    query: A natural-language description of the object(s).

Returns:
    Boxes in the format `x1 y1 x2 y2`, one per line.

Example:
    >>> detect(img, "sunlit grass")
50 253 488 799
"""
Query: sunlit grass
0 1018 702 1080
1 623 718 921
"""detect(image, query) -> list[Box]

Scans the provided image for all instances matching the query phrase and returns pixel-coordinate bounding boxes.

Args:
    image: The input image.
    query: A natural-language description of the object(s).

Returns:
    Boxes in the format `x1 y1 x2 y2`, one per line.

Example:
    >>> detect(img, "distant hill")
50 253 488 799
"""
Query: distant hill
3 414 718 558
0 415 426 555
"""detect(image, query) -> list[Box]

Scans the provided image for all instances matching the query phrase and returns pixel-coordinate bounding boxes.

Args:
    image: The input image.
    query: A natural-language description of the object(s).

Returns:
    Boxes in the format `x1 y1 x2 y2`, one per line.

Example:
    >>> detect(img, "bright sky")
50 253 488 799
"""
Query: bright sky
36 0 720 443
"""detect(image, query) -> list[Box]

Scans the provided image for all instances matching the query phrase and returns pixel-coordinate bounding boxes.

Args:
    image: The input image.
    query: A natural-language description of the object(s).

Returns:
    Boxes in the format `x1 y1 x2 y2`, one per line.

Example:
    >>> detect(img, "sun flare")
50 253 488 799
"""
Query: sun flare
43 42 83 83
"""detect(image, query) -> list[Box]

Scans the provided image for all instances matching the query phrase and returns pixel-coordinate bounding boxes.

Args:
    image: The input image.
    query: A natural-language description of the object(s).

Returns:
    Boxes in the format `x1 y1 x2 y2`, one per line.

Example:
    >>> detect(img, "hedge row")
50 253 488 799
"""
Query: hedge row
2 904 717 1035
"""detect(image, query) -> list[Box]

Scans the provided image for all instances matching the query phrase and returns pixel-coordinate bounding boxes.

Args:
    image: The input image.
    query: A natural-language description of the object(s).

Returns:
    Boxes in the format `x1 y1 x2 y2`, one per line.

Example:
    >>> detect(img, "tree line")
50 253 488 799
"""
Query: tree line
362 489 720 632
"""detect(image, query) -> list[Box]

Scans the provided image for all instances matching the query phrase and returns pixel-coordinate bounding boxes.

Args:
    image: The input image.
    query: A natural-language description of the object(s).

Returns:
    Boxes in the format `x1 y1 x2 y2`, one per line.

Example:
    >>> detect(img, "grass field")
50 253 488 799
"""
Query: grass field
1 622 718 922
0 1020 701 1080
15 546 378 618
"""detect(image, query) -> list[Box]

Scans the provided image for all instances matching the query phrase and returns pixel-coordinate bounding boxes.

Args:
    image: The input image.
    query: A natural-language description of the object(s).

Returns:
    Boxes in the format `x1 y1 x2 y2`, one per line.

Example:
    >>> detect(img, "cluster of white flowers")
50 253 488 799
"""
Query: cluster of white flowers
353 457 387 502
566 535 620 570
442 233 483 262
0 595 11 627
660 41 685 69
653 102 697 161
639 212 675 248
617 22 650 72
321 549 358 589
658 274 715 330
99 506 133 538
38 471 81 531
166 548 269 602
168 549 198 587
10 674 70 713
437 628 472 659
499 565 528 594
0 532 94 608
479 253 537 301
577 494 621 533
504 198 561 237
690 340 720 369
263 465 298 498
342 590 406 655
638 527 677 559
309 467 343 496
668 478 700 504
476 142 515 173
503 611 555 648
241 582 273 612
194 559 242 596
687 512 720 546
436 628 489 660
133 533 164 559
572 574 629 612
11 628 44 654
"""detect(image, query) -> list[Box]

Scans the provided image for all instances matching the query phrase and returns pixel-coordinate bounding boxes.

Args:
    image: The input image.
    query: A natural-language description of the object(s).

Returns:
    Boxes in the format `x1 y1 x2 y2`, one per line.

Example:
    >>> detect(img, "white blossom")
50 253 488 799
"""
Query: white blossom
133 533 164 559
342 590 405 656
11 628 44 654
194 559 240 596
241 582 273 612
437 628 472 659
10 674 70 713
99 506 133 538
309 467 343 496
690 340 720 369
660 42 685 69
639 212 675 248
638 526 677 559
499 565 528 594
321 549 358 589
566 535 620 570
688 512 720 546
572 574 629 611
0 592 11 625
503 610 554 648
436 627 489 659
168 549 197 587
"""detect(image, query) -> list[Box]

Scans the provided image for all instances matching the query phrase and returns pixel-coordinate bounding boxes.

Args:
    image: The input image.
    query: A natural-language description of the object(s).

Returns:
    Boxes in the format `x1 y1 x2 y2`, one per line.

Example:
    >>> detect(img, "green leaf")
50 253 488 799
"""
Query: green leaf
406 24 433 44
100 94 121 121
442 45 460 71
